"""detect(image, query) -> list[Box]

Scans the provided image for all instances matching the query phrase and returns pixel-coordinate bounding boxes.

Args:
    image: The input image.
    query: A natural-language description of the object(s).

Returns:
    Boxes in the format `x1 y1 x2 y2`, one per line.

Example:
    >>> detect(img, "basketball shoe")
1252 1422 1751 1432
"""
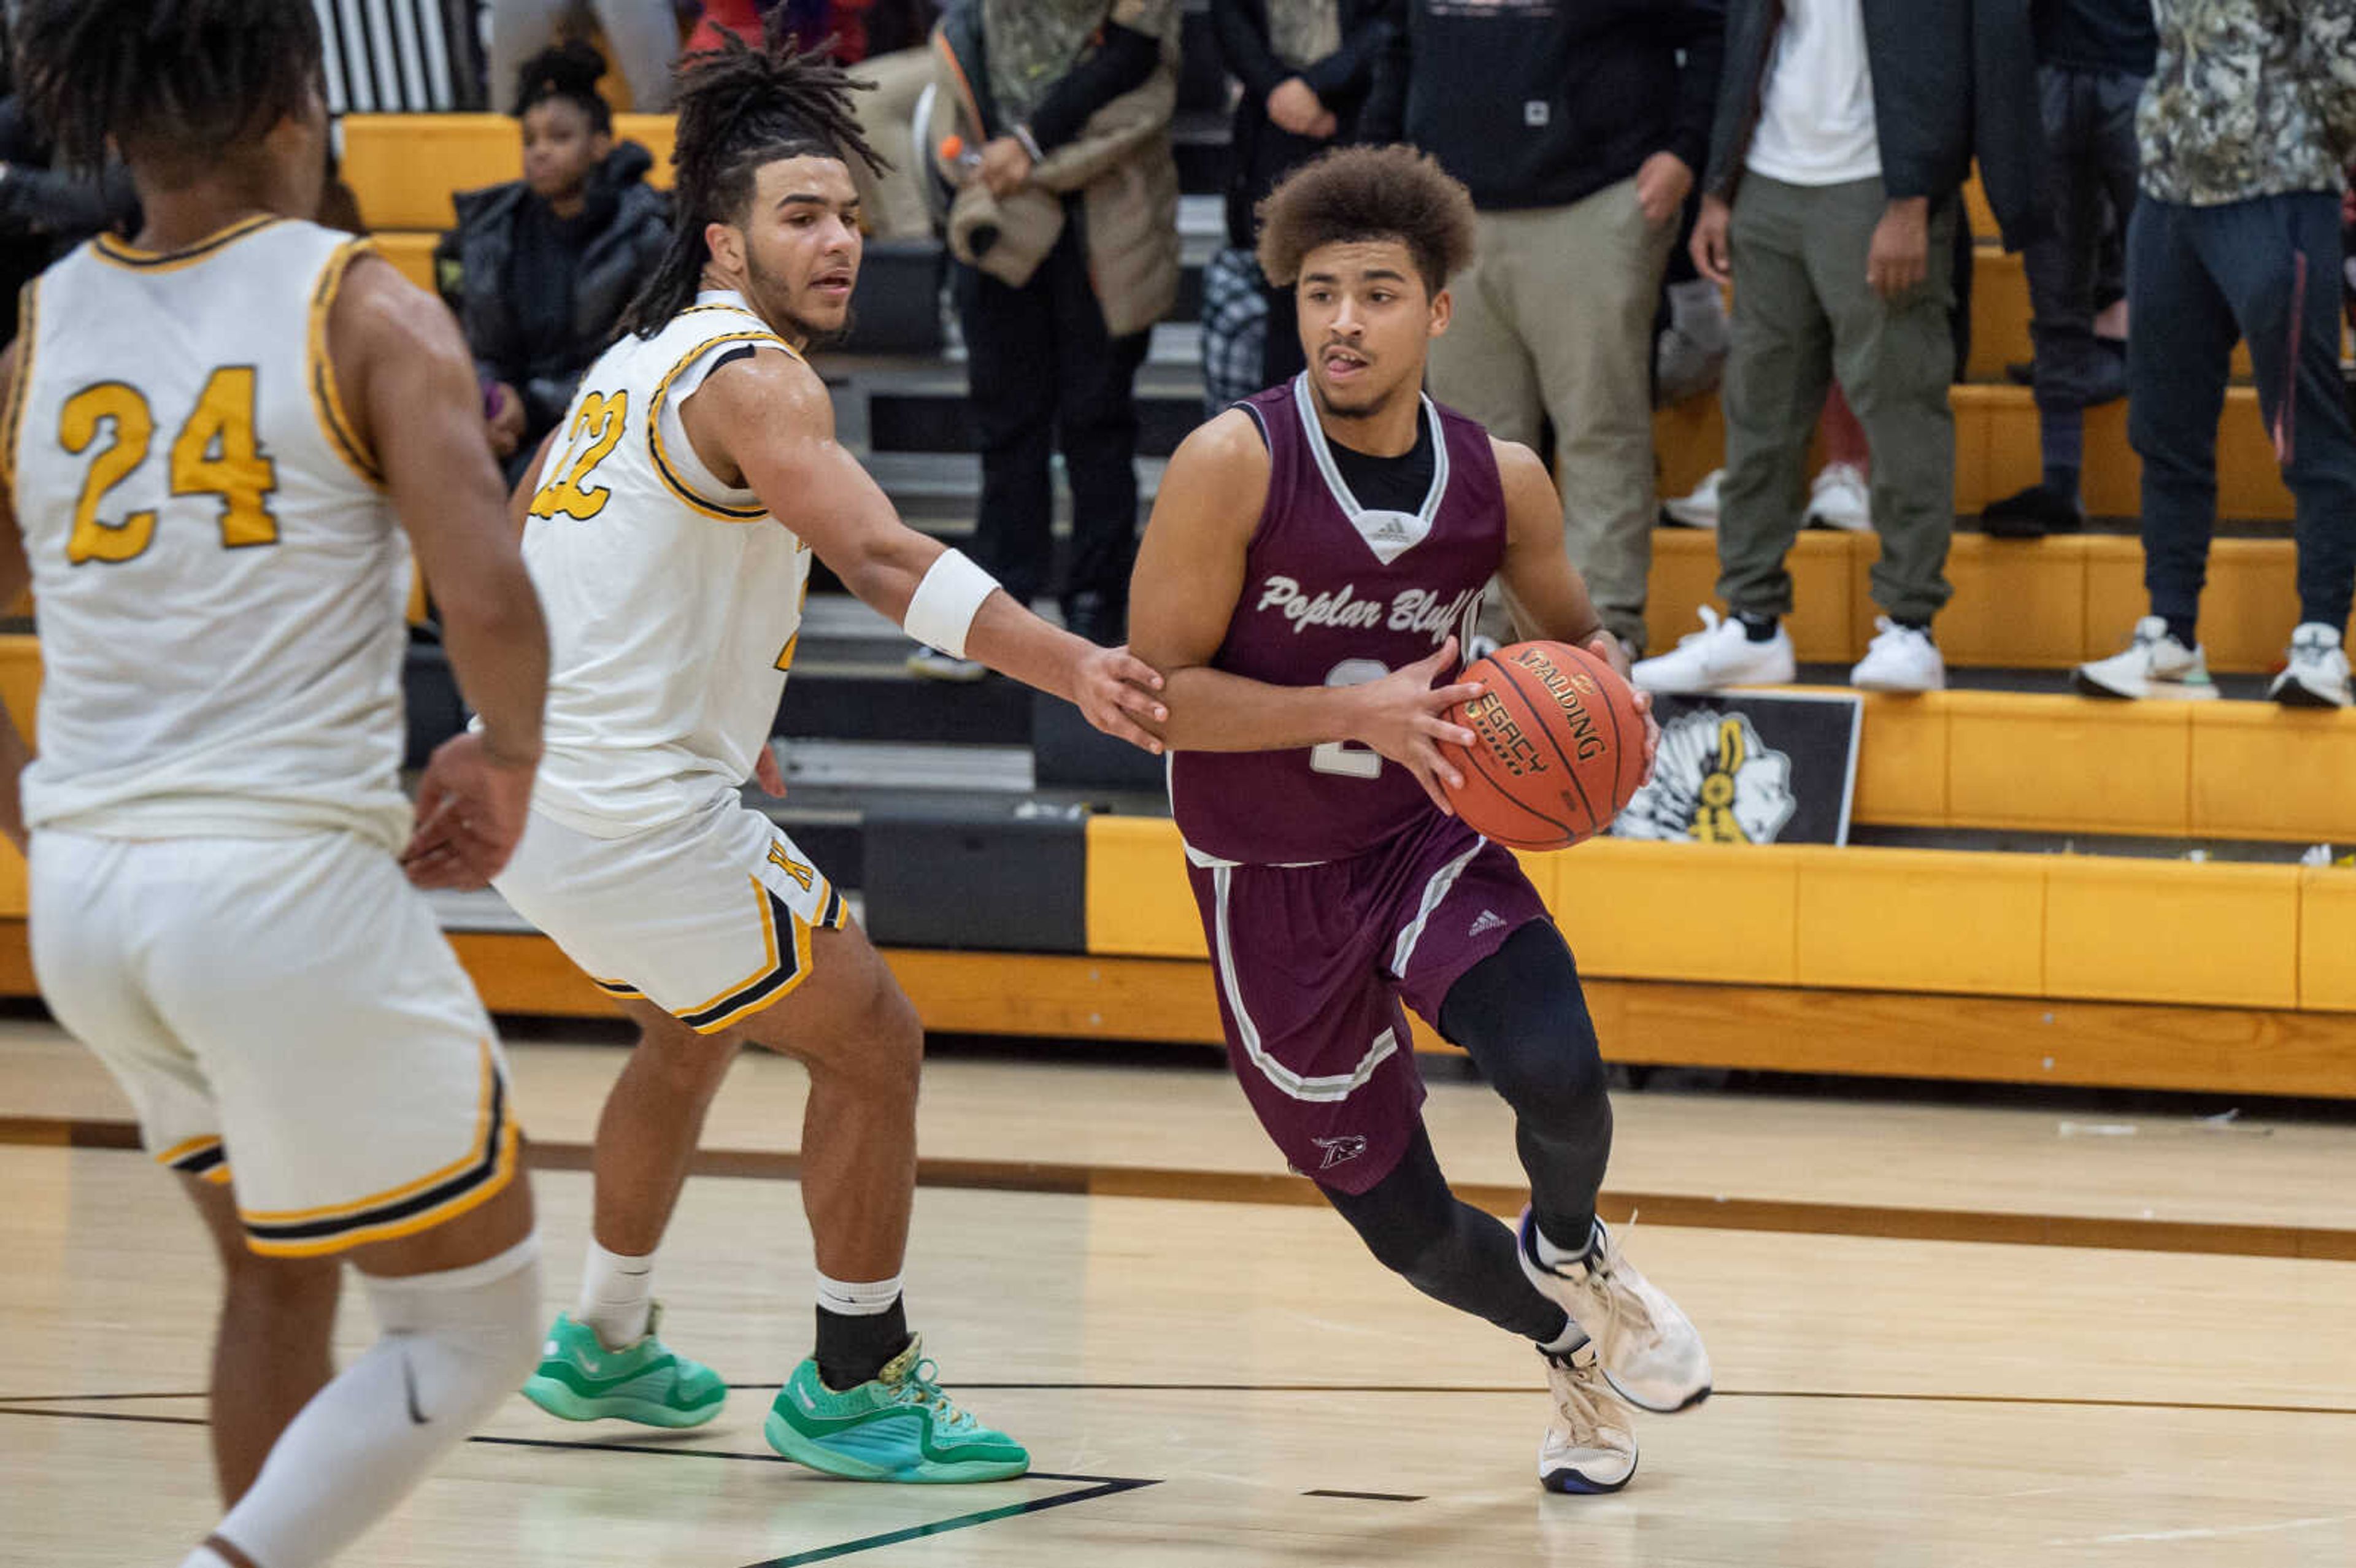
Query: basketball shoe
1519 1210 1711 1415
522 1305 726 1427
2073 617 2220 701
1539 1341 1638 1494
765 1335 1030 1482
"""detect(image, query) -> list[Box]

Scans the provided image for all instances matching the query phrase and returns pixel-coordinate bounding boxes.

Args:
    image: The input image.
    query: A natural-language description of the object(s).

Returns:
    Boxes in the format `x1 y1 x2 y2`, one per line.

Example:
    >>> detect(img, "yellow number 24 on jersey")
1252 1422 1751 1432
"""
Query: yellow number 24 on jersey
60 366 280 566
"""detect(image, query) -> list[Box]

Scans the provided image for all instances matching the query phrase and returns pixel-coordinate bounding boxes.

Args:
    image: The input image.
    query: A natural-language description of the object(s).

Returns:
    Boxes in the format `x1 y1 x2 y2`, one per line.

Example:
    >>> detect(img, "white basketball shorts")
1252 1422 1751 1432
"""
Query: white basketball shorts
29 828 520 1258
495 799 848 1035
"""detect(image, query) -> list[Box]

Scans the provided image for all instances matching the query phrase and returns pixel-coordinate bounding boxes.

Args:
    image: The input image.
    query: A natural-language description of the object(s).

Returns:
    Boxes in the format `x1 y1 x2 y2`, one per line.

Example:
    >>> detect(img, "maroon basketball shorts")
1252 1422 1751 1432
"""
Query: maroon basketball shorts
1183 811 1549 1195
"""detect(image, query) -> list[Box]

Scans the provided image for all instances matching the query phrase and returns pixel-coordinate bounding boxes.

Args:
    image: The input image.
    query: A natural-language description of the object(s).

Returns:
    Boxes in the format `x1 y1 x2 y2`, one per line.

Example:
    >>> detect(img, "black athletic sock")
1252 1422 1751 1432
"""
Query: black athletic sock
2164 616 2198 650
1890 617 1931 636
2042 462 2081 508
815 1299 910 1391
1735 610 1779 643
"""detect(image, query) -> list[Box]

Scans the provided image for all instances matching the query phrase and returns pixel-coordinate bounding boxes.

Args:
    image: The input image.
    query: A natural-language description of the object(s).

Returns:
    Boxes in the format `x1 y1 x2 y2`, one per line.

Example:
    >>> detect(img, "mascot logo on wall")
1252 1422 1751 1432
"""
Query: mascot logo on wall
1612 709 1798 845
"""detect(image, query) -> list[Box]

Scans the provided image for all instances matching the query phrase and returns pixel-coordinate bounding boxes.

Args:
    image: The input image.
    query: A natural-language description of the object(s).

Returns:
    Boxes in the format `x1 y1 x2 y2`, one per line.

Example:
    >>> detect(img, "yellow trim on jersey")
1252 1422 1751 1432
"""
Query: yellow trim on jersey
647 329 798 522
307 238 386 487
91 213 283 274
591 975 644 997
1 278 35 491
154 1134 221 1167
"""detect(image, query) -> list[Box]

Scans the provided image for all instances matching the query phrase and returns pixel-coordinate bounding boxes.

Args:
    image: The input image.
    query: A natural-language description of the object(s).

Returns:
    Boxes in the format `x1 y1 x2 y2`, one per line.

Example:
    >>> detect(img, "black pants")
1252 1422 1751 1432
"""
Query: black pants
2023 66 2143 417
1321 923 1612 1344
952 214 1151 628
2130 192 2356 634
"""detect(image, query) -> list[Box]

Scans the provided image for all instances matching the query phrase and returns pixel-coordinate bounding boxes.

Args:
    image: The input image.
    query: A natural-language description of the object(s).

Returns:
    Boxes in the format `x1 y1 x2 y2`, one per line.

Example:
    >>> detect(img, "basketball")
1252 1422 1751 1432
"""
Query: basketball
1440 640 1647 850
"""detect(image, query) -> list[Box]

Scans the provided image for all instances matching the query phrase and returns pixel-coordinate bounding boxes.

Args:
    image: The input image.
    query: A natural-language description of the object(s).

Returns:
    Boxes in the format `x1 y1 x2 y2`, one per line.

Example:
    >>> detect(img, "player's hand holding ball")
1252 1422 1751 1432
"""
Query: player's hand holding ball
402 731 539 890
1346 635 1487 817
1582 631 1660 786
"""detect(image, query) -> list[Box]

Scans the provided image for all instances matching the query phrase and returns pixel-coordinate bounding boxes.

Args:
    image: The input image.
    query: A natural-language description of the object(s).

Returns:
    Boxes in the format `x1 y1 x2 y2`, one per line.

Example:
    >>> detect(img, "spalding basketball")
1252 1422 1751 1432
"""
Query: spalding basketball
1441 641 1647 850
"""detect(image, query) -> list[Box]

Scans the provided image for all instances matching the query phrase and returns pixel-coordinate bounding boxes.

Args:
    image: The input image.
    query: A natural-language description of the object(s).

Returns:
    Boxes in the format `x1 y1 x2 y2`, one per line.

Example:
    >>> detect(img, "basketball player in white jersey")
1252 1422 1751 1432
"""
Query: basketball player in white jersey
0 4 553 1564
493 21 1166 1482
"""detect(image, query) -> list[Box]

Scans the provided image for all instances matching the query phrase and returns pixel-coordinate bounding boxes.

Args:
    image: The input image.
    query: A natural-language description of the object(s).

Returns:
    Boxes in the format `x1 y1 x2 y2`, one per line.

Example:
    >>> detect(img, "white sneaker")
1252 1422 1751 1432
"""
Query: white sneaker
1806 463 1871 531
1538 1342 1638 1494
2073 616 2220 701
1848 617 1945 693
1661 469 1722 529
906 645 987 682
1629 607 1794 694
1519 1211 1711 1415
2270 623 2353 708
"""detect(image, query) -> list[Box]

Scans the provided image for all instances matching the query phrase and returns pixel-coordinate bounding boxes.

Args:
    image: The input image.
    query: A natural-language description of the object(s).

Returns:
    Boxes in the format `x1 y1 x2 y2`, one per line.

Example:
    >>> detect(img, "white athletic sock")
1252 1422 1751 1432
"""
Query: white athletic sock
209 1236 544 1568
815 1270 903 1316
576 1239 656 1349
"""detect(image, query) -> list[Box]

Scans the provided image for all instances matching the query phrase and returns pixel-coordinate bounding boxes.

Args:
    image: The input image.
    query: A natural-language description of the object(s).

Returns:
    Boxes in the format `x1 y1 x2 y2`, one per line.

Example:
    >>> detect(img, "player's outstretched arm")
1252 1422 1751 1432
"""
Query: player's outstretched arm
1492 436 1657 777
0 340 33 853
333 255 551 887
1128 413 1482 812
681 348 1167 751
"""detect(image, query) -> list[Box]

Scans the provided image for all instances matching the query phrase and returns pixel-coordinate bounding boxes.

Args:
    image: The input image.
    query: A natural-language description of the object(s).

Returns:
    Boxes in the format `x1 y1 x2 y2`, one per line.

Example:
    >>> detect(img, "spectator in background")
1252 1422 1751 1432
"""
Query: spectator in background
488 0 682 113
1981 0 2154 540
912 0 1182 679
1635 0 2042 695
1211 0 1403 389
1391 0 1723 663
436 43 669 484
2073 1 2356 707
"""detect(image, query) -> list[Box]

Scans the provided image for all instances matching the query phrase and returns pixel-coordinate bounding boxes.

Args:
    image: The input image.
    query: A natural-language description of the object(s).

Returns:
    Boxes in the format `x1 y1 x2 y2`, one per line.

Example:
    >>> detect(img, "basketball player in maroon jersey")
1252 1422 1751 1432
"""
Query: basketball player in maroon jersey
1128 146 1709 1493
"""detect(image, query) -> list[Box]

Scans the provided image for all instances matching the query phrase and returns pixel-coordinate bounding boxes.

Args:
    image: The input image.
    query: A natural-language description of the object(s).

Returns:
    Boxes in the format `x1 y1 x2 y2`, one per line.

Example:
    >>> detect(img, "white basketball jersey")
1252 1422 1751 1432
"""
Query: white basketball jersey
520 290 813 837
7 217 412 850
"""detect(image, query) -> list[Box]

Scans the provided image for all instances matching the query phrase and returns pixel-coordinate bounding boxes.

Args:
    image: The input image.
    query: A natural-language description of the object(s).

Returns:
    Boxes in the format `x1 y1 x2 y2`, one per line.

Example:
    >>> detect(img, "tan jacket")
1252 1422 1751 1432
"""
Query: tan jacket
933 36 1180 338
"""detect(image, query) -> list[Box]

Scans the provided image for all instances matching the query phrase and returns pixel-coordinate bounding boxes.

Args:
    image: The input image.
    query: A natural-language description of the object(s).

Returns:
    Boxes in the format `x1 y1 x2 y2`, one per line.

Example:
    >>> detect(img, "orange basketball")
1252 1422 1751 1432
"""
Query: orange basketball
1439 641 1646 851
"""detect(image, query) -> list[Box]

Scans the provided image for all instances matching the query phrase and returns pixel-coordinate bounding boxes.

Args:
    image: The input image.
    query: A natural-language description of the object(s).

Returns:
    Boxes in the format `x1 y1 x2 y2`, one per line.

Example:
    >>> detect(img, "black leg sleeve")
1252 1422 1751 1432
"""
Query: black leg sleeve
1322 1124 1569 1345
1438 921 1613 1251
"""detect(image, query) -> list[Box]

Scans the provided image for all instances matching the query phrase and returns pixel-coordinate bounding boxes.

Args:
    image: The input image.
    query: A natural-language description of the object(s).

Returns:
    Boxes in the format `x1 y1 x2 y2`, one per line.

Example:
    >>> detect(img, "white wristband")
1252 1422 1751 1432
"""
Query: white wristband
903 547 1001 659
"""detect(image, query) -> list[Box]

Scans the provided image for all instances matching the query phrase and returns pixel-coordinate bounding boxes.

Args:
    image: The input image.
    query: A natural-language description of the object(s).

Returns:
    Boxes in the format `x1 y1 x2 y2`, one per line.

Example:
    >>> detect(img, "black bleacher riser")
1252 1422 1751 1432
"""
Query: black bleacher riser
777 669 1033 745
860 799 1090 952
868 391 1204 459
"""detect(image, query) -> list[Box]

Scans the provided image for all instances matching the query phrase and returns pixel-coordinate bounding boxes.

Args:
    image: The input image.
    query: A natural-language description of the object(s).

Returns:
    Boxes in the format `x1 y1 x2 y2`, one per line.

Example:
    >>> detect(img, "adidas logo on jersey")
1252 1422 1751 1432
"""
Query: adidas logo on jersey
1468 909 1508 938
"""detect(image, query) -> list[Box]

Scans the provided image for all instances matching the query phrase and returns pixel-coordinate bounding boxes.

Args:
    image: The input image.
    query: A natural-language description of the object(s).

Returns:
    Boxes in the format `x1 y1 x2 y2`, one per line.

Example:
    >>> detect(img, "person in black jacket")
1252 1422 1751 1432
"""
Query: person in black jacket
1211 0 1403 387
1386 0 1724 661
435 42 669 484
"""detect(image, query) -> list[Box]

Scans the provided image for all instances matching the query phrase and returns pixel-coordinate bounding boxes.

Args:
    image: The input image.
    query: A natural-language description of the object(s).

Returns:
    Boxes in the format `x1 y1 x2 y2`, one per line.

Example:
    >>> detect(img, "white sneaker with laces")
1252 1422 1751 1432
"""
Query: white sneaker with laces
1538 1342 1638 1494
1629 607 1794 694
2073 617 2220 701
1519 1211 1711 1415
2269 623 2353 709
1848 617 1945 693
1805 462 1871 531
1661 469 1722 529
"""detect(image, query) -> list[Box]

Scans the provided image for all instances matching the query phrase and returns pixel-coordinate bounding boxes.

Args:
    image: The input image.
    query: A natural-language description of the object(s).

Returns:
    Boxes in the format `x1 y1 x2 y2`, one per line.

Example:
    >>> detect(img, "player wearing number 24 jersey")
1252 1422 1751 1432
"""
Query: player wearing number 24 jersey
493 20 1167 1485
1129 146 1707 1496
0 4 551 1563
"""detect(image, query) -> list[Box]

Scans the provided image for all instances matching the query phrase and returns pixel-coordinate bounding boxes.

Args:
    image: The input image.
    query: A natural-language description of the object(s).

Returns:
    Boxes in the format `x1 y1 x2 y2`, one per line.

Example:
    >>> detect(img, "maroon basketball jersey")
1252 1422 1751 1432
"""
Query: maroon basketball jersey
1169 375 1506 864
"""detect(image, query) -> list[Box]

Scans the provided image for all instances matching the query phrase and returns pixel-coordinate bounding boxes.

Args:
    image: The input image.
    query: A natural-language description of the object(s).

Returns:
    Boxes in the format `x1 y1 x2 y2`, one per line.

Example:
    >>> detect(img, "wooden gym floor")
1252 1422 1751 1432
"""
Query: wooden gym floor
6 1020 2355 1566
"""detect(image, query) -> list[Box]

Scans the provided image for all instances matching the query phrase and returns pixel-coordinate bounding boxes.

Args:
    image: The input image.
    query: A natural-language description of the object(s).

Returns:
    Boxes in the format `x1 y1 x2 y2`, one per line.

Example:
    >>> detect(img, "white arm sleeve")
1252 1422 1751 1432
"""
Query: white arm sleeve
903 548 1003 659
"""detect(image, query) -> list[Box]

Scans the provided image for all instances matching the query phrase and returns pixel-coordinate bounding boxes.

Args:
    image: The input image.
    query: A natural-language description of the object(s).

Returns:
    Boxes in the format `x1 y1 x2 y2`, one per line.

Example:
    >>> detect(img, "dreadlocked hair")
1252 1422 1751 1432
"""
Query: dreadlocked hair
617 12 887 338
18 0 323 180
514 40 614 133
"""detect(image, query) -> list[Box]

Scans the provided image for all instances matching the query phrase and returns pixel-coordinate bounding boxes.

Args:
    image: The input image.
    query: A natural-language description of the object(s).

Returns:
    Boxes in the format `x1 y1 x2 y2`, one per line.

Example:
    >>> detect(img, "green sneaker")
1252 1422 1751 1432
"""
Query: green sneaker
764 1335 1029 1483
521 1307 726 1428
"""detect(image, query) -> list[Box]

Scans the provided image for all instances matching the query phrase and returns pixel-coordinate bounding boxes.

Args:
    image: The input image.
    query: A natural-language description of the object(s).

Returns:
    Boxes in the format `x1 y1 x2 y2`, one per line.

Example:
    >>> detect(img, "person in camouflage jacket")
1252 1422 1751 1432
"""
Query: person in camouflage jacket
2074 0 2356 707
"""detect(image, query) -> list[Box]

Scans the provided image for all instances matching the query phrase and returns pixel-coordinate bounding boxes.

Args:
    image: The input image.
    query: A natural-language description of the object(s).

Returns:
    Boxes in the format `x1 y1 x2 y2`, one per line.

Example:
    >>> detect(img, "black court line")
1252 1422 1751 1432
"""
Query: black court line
733 1478 1160 1568
0 1402 1161 1566
1303 1488 1423 1502
0 1389 204 1403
